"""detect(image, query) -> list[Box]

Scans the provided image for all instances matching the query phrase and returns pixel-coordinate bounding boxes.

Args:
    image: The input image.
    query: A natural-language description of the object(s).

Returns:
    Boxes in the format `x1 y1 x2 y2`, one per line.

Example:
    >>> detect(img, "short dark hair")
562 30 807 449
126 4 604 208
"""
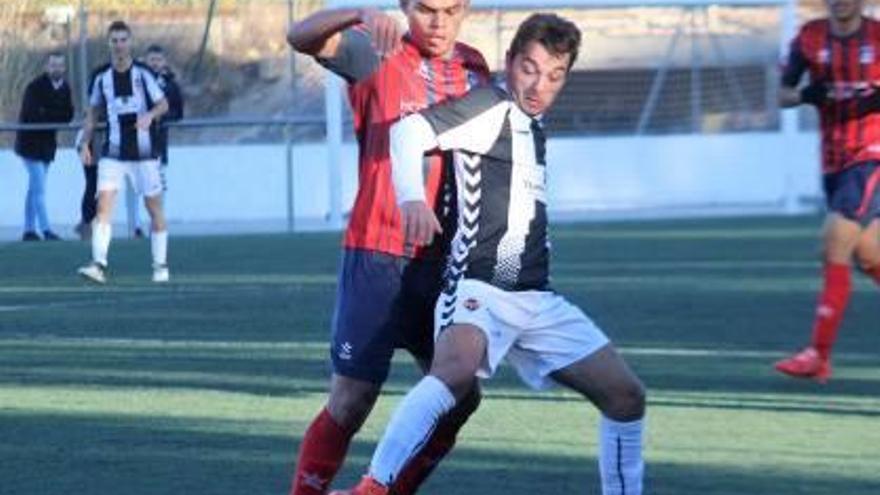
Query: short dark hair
146 44 164 55
507 13 581 70
107 20 131 36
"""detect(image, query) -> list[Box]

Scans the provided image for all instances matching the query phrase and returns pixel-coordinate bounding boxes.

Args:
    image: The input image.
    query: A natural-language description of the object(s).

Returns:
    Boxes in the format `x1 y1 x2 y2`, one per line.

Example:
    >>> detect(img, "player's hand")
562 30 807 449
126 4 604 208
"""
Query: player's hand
400 200 442 247
136 113 154 130
360 8 403 56
79 145 93 166
799 81 829 106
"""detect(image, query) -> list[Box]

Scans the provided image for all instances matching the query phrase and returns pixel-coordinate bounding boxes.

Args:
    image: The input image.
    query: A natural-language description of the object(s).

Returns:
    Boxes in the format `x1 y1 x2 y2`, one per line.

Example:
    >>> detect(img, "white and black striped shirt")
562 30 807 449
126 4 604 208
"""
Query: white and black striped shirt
89 61 165 161
391 84 550 292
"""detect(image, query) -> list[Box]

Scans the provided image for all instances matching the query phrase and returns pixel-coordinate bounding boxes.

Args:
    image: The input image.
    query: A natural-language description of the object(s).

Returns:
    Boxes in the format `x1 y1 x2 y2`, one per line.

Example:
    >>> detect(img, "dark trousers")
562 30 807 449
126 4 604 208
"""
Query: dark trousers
81 164 97 224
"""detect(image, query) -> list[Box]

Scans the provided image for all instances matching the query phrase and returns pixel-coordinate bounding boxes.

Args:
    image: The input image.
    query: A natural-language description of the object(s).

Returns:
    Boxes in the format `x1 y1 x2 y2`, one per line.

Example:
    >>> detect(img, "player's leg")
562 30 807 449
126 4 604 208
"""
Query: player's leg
76 164 98 240
775 215 861 381
342 323 486 494
78 159 123 283
854 219 880 286
392 259 482 495
292 374 381 495
139 160 169 282
551 346 646 495
125 178 143 238
290 250 401 495
510 292 644 495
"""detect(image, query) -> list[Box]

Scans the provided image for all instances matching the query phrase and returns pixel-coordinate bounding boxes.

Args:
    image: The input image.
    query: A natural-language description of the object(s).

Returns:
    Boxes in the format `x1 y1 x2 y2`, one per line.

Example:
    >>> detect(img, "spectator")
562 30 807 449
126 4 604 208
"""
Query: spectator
14 52 74 242
74 129 98 241
130 44 184 238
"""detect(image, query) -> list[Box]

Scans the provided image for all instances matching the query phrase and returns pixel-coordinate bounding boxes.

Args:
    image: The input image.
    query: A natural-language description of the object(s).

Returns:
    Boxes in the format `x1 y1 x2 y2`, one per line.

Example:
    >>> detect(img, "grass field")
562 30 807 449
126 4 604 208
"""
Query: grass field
1 216 878 495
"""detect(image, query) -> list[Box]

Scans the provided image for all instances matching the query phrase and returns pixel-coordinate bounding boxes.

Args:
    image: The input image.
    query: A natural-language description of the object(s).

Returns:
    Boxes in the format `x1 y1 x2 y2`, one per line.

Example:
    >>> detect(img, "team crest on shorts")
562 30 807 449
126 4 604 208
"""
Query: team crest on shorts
463 298 480 311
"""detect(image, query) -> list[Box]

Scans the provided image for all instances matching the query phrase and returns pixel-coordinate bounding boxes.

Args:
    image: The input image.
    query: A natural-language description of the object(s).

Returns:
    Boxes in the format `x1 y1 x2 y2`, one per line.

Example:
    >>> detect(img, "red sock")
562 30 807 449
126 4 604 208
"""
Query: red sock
290 407 354 495
810 263 852 360
391 387 479 495
390 420 458 495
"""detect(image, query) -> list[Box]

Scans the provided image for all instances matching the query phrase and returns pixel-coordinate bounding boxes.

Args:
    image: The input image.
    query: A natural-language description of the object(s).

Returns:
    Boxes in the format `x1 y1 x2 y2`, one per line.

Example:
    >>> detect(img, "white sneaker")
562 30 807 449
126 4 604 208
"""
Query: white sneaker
152 264 170 283
78 262 107 284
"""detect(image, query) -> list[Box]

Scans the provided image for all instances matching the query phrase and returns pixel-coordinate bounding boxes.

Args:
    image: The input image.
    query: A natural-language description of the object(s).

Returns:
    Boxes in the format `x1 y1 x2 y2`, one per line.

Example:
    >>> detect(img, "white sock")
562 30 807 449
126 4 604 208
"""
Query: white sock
92 222 112 267
599 416 644 495
369 375 456 485
151 230 168 267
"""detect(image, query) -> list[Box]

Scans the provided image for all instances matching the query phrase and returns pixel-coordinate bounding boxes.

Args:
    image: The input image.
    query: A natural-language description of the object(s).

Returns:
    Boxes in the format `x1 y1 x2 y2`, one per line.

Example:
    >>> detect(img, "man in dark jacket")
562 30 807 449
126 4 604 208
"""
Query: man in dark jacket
14 52 75 241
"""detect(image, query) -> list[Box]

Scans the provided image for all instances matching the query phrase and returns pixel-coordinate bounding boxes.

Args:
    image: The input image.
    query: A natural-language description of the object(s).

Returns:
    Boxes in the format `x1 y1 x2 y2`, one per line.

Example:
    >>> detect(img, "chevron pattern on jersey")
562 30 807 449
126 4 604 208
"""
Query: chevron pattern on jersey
439 152 483 331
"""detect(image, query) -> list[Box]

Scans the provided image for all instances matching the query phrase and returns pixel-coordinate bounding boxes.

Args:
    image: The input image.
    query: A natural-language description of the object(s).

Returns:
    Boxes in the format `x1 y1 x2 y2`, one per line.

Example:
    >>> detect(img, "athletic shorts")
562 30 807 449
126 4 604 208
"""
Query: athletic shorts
330 248 444 384
97 158 163 198
824 161 880 224
435 278 610 390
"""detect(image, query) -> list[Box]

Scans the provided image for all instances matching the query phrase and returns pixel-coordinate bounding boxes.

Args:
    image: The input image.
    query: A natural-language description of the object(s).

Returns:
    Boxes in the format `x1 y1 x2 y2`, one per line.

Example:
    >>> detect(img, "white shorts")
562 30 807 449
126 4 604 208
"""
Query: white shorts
435 279 610 390
97 158 163 197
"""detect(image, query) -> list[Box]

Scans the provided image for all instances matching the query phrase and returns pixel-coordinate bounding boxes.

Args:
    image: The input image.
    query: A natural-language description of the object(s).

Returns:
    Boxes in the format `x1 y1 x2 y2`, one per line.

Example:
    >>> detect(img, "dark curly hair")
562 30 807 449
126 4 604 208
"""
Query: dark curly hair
508 13 581 70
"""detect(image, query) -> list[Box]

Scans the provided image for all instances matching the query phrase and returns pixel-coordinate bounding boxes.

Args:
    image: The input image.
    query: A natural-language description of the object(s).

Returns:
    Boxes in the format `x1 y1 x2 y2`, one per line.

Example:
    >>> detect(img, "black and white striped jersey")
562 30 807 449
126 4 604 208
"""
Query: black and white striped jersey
89 61 165 161
391 84 550 292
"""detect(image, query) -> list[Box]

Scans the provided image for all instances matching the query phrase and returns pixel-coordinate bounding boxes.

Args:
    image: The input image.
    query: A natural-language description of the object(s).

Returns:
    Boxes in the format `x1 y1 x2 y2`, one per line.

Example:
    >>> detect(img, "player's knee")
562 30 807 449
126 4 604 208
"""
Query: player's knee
326 382 381 431
430 357 479 399
854 247 880 273
602 378 646 422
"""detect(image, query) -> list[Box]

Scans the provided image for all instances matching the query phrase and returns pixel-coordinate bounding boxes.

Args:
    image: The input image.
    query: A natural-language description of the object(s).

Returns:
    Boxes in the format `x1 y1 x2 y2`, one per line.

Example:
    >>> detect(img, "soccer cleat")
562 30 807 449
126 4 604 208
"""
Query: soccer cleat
134 227 146 239
152 264 170 283
329 475 389 495
78 262 107 284
43 230 62 241
774 346 832 383
22 231 41 242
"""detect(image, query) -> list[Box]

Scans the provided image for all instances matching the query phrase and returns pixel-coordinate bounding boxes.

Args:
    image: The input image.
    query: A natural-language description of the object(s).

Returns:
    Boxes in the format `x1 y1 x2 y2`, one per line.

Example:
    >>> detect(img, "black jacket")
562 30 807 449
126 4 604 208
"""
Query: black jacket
14 74 75 162
155 70 184 164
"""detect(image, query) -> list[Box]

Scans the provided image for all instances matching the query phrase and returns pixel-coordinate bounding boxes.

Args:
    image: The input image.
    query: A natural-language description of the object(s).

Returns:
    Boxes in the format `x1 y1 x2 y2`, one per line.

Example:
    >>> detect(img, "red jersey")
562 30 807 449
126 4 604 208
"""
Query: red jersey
318 29 490 257
783 18 880 174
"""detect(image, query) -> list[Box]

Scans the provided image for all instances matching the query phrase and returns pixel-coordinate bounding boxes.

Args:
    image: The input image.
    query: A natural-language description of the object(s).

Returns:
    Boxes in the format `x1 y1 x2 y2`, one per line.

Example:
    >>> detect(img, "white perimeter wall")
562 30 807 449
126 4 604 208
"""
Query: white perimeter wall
0 131 822 233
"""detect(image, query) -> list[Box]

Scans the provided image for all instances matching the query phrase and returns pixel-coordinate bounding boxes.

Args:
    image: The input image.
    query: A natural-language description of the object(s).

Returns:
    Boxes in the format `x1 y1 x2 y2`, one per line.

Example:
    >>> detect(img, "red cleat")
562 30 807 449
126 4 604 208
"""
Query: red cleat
329 476 389 495
774 347 832 383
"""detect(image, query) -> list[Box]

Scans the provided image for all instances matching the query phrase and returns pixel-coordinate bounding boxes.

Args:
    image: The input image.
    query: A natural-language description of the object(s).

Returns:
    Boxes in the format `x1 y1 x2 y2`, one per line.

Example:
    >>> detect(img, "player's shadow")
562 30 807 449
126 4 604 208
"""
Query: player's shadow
3 410 877 495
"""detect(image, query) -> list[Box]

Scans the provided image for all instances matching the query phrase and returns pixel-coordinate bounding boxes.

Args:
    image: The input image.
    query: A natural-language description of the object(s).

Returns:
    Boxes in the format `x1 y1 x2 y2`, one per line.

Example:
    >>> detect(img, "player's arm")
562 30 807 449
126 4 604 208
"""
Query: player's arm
287 8 402 59
390 88 509 246
779 35 825 108
390 114 443 247
138 97 168 130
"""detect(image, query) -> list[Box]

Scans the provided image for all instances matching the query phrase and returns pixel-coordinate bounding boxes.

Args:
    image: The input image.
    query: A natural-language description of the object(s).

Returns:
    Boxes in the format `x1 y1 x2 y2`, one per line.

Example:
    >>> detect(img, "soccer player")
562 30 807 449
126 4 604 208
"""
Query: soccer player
331 13 646 495
774 0 880 382
285 2 489 494
77 20 170 284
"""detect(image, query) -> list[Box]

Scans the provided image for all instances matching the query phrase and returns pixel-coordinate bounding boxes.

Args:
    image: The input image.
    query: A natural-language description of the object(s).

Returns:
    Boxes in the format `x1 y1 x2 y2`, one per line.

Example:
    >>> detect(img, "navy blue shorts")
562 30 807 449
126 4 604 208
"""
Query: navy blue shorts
824 161 880 224
330 248 445 384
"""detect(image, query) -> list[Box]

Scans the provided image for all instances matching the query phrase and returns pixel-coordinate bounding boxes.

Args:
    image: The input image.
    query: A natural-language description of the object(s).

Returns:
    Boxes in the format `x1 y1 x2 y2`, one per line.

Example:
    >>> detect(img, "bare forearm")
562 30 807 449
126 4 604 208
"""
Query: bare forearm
287 8 363 56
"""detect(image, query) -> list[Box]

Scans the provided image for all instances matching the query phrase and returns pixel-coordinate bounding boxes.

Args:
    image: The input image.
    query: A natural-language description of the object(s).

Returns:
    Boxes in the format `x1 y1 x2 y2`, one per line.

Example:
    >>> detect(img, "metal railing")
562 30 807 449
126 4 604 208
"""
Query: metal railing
1 115 328 233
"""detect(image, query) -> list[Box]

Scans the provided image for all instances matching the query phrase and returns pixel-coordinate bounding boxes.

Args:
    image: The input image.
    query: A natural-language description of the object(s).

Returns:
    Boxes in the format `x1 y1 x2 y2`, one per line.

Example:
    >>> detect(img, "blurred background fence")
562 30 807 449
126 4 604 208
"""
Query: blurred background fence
0 0 849 237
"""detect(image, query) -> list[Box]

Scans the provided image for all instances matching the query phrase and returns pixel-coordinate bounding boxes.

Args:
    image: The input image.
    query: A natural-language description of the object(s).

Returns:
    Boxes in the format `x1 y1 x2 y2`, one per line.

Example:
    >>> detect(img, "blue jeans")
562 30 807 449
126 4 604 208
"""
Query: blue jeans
22 158 51 233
